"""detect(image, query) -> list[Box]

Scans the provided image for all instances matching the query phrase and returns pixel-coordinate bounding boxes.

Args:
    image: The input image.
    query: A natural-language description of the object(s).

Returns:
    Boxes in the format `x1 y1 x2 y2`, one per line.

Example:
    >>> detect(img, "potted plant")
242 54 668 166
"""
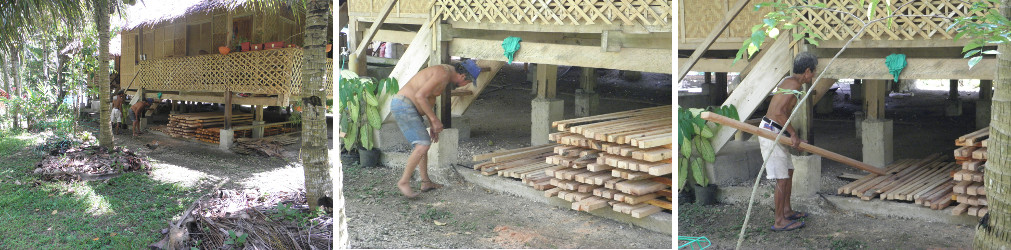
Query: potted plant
338 69 399 167
218 46 230 55
266 41 285 50
230 37 252 52
678 105 739 206
250 43 263 51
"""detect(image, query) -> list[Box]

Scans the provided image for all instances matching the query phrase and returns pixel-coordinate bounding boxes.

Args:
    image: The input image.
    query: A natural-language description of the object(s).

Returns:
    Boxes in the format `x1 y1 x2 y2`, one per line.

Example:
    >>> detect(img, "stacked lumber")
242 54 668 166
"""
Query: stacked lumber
470 106 673 219
168 112 254 139
837 153 960 209
952 127 990 217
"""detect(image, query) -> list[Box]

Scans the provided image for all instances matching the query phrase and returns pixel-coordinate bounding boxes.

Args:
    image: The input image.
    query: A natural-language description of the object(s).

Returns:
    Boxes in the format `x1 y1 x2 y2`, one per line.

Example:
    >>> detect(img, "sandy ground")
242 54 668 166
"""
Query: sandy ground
678 82 983 249
343 64 674 248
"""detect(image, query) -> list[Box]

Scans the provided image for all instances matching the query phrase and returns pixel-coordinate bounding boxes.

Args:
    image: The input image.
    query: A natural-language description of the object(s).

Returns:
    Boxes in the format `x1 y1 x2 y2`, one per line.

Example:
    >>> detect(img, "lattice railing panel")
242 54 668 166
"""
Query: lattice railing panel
785 0 992 41
435 0 673 27
138 48 333 99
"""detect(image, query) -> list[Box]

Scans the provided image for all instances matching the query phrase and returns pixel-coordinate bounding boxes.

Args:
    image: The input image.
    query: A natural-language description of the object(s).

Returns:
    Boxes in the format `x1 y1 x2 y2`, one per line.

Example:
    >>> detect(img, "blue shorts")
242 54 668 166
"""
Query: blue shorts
391 95 431 146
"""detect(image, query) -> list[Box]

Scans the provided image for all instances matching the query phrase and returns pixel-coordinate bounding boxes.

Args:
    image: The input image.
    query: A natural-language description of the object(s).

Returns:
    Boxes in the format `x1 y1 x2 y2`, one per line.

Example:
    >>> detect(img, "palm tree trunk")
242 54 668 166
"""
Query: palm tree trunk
300 0 333 209
975 0 1011 247
12 46 21 131
2 53 8 131
47 39 69 116
96 0 112 148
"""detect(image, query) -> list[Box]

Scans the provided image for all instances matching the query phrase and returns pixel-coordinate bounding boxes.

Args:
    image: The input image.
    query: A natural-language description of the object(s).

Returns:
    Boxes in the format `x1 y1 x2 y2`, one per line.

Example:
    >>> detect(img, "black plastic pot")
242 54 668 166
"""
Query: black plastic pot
358 147 381 167
694 184 718 206
678 188 695 204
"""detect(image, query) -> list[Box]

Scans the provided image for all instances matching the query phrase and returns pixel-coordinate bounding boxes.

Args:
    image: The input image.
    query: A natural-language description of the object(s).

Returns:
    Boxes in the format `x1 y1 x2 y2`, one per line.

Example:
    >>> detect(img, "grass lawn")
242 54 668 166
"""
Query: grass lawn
0 133 207 249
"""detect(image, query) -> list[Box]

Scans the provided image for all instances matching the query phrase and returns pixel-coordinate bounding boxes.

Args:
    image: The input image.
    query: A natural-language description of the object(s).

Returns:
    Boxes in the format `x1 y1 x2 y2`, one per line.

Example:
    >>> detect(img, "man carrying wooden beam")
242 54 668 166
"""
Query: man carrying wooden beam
760 52 817 232
390 59 481 198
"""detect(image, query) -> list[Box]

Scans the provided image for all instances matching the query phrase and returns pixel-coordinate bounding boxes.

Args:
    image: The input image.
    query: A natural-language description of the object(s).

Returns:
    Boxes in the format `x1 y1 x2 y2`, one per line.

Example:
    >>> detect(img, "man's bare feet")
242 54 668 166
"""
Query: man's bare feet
421 181 443 192
398 182 418 198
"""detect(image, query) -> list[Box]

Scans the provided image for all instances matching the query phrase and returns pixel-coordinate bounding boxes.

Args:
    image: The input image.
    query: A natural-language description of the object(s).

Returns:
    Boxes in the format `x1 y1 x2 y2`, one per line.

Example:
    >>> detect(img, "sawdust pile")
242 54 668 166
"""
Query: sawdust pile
33 146 151 182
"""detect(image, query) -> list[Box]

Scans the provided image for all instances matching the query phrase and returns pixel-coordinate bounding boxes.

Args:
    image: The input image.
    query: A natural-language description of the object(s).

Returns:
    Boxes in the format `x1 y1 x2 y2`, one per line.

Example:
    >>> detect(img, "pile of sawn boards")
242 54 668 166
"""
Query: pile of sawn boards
951 127 989 217
838 153 959 209
472 105 673 219
168 112 254 141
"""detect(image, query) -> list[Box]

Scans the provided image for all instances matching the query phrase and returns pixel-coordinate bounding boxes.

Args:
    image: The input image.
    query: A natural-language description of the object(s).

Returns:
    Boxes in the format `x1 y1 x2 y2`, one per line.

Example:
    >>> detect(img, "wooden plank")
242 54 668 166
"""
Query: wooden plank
630 205 662 218
708 37 793 155
450 38 671 74
646 199 672 210
815 58 998 80
473 144 555 161
676 0 752 81
702 111 885 175
952 203 970 216
451 60 506 116
973 148 988 160
491 147 556 163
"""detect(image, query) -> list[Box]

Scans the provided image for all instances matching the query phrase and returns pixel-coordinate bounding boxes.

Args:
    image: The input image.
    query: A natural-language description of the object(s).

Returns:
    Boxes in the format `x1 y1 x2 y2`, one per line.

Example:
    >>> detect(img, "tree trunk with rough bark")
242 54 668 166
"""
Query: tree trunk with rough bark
975 0 1011 247
96 0 112 148
12 46 21 131
300 0 333 210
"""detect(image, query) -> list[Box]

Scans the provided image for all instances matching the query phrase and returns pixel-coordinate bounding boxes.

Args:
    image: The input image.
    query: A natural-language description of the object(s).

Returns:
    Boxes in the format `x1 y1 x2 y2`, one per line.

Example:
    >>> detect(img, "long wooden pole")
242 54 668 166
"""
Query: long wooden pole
353 0 398 58
700 112 886 175
677 0 751 81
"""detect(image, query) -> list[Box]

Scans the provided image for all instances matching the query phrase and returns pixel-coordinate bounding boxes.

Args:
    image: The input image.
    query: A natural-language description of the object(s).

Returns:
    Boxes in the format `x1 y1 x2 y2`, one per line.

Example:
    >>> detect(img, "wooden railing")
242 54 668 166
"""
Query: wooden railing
680 0 993 44
137 48 332 99
433 0 673 26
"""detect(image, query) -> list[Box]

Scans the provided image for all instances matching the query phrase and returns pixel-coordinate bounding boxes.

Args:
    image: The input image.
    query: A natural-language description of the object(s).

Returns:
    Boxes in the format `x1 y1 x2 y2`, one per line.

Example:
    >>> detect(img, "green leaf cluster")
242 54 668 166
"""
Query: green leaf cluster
677 105 739 191
337 70 399 151
734 1 822 65
949 0 1004 69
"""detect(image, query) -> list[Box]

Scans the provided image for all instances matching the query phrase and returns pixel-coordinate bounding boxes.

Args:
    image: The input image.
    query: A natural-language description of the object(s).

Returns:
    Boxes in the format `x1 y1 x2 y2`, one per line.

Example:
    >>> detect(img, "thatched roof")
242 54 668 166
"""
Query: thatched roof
122 0 251 30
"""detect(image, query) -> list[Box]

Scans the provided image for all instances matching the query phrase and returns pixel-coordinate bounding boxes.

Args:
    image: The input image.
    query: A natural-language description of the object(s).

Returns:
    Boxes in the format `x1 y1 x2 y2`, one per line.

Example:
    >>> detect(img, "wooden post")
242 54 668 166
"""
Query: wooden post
224 90 232 130
981 80 993 101
536 64 558 99
796 83 814 155
348 20 367 76
431 21 451 128
580 67 596 93
949 79 960 100
255 105 264 121
353 0 398 58
714 72 728 104
864 80 886 120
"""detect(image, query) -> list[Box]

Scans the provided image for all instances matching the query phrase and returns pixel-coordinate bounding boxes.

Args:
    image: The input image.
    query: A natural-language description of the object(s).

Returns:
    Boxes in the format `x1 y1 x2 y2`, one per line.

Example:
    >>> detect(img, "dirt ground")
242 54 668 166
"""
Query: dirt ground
343 63 674 248
678 81 983 249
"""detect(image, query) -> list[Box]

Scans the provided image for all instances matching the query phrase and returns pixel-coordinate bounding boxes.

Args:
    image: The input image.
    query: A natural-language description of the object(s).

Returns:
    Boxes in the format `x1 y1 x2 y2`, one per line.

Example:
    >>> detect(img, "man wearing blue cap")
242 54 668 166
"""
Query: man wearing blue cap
390 59 480 198
130 98 155 136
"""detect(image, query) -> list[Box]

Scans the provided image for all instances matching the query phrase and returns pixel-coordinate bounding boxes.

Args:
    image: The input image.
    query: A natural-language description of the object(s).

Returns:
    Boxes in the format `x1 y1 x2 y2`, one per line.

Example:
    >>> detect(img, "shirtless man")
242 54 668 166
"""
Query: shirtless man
111 91 125 135
760 52 817 232
390 59 481 198
130 98 154 136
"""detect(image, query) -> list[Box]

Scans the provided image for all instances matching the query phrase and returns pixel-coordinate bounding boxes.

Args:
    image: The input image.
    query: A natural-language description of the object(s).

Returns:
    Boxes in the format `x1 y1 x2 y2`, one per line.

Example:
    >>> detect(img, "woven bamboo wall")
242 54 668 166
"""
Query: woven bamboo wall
433 0 672 27
679 0 992 43
136 48 332 100
348 0 431 17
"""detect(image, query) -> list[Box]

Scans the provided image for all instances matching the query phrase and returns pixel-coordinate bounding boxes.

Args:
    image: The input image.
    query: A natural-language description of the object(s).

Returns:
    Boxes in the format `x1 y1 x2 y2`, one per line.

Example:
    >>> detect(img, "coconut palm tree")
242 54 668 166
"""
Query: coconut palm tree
298 0 334 211
975 1 1011 248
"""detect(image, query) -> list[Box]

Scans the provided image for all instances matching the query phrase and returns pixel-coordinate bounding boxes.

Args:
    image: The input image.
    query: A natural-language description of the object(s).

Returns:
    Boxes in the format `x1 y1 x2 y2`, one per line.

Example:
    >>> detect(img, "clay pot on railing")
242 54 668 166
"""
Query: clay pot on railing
326 44 332 52
241 42 251 52
266 42 285 50
218 46 230 55
250 43 263 51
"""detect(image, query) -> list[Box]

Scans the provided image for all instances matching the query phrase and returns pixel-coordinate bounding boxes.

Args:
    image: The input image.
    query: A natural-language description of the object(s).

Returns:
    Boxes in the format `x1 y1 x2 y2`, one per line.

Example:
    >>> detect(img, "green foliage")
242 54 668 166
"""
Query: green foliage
734 1 822 64
677 105 738 191
949 0 1005 69
0 133 202 249
223 230 248 248
419 204 452 221
338 70 399 151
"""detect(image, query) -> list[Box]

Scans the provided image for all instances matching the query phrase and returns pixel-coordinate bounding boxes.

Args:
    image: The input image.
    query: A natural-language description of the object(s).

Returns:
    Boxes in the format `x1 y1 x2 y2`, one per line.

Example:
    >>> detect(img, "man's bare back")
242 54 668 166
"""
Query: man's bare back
398 64 454 114
112 94 124 110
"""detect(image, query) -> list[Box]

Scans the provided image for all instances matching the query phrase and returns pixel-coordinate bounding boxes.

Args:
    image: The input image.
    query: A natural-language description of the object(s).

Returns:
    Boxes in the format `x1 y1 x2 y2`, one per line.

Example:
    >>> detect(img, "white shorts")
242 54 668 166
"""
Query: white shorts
759 119 794 179
111 108 122 123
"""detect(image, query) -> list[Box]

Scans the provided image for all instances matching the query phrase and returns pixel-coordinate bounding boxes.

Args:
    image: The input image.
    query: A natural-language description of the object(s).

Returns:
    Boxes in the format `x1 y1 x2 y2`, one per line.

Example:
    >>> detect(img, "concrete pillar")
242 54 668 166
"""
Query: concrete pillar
531 98 564 145
574 89 599 117
977 80 993 129
375 123 409 150
791 154 822 197
347 20 366 76
946 79 962 117
252 121 265 138
861 119 893 168
451 115 470 139
139 118 149 130
708 140 763 185
426 128 459 185
219 128 234 151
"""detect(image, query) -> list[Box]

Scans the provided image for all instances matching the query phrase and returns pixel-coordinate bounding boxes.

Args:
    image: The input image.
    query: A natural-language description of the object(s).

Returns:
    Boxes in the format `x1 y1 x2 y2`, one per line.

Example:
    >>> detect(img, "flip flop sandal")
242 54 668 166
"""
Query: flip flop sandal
770 221 805 232
787 211 808 220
